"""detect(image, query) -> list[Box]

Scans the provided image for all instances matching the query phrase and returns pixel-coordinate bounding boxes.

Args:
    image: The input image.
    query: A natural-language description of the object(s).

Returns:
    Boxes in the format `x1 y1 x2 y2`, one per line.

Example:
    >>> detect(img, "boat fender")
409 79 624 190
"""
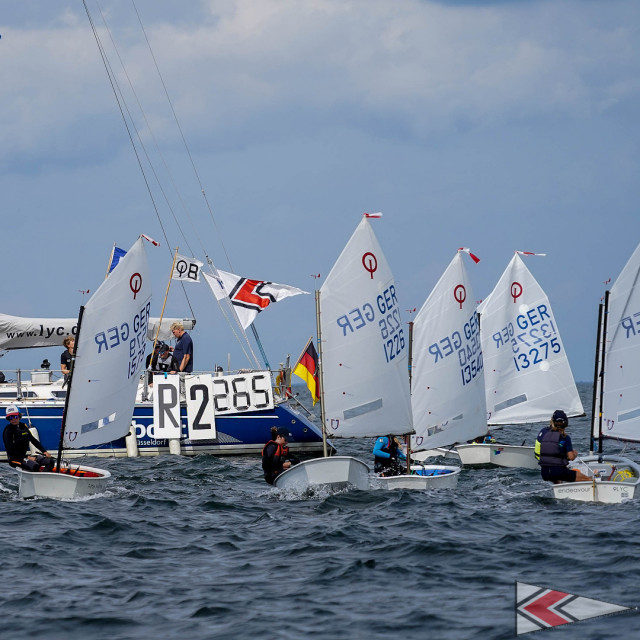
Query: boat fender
126 424 139 457
28 426 41 455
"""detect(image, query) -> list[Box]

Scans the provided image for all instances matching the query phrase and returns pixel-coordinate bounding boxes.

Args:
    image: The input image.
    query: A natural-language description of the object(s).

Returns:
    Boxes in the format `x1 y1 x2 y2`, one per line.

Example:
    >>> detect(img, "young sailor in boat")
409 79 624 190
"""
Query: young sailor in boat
146 341 179 385
373 435 407 477
2 405 54 472
262 427 300 485
535 410 590 484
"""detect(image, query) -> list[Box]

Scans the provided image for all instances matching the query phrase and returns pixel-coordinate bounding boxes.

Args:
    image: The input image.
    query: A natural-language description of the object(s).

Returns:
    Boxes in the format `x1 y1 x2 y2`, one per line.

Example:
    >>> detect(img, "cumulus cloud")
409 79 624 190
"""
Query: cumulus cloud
2 0 639 169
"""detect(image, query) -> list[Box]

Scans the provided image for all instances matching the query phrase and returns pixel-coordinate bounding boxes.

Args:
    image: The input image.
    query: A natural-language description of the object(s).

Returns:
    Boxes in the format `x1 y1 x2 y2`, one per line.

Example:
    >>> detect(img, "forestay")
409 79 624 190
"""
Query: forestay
411 252 486 450
479 253 583 424
63 237 152 448
599 242 640 442
321 217 412 439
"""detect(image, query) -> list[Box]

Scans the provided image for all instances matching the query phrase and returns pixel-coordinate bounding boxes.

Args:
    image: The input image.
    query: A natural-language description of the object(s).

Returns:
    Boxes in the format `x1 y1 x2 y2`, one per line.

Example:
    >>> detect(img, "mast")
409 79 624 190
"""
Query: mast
589 302 604 454
405 319 414 475
597 290 610 456
56 305 85 472
315 290 328 458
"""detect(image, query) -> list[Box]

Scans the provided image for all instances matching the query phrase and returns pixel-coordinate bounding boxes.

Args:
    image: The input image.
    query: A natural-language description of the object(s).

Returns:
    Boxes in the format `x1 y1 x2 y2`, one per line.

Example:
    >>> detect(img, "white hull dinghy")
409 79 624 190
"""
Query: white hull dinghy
552 455 640 504
273 456 370 491
476 253 583 468
16 464 111 500
553 243 640 504
410 250 486 472
13 238 152 499
456 443 538 469
377 465 460 490
281 216 424 492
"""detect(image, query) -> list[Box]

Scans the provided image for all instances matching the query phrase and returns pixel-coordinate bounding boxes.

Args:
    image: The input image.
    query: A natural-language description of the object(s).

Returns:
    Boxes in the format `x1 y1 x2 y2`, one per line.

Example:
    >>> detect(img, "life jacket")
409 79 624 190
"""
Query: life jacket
261 440 289 460
535 428 568 467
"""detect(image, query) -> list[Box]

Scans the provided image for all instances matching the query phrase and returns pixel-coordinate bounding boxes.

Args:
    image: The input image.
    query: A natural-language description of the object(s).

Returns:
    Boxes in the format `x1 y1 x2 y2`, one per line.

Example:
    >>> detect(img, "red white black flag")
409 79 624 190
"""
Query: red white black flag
516 582 634 635
204 270 308 329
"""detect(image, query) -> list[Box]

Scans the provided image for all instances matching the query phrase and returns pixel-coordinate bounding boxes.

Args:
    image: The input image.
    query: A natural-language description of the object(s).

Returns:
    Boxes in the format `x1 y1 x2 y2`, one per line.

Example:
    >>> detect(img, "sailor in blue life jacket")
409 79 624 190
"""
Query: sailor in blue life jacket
373 435 407 477
261 427 300 485
534 410 590 484
2 405 54 472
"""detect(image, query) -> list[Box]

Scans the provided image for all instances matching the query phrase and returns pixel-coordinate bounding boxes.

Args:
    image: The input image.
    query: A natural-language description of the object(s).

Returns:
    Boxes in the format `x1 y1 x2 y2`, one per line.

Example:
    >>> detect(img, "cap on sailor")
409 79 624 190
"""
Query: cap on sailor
5 405 21 418
552 409 568 426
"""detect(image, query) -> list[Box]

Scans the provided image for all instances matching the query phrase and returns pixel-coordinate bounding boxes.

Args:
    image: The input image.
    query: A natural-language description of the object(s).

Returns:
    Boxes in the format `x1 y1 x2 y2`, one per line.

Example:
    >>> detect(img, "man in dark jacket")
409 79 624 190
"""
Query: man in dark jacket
2 405 54 472
535 409 590 484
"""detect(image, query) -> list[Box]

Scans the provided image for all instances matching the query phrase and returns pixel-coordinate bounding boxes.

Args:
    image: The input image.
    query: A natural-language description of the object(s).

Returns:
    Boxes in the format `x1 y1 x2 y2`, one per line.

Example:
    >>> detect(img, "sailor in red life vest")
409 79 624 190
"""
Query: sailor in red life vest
262 427 300 485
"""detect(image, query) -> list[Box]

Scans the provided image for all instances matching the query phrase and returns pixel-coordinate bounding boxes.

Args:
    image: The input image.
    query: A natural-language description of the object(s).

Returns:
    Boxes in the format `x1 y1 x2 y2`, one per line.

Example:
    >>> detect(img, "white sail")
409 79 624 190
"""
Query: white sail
63 237 152 448
601 242 640 442
411 252 486 450
320 217 412 438
0 313 191 350
479 253 583 424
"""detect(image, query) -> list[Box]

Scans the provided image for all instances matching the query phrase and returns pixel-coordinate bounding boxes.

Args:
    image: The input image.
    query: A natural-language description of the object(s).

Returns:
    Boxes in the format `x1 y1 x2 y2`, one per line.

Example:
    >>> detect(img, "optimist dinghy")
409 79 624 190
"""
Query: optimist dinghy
408 249 486 478
15 237 152 499
275 215 460 492
552 243 640 503
457 252 583 470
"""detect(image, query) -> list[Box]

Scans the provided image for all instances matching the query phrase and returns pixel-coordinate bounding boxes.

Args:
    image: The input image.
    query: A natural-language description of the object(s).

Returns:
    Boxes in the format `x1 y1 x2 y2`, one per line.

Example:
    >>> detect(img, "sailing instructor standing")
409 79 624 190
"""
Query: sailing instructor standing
170 322 193 373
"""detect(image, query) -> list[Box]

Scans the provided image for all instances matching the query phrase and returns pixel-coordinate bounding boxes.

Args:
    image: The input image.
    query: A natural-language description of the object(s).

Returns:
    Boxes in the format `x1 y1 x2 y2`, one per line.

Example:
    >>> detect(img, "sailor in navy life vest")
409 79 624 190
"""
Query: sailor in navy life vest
373 435 407 477
262 427 300 485
535 410 590 484
2 405 54 472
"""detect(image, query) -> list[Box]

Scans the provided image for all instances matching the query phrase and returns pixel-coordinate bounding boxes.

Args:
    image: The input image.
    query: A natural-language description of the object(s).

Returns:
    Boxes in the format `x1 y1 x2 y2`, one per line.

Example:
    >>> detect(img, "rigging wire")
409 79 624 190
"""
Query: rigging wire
130 0 235 273
84 0 264 368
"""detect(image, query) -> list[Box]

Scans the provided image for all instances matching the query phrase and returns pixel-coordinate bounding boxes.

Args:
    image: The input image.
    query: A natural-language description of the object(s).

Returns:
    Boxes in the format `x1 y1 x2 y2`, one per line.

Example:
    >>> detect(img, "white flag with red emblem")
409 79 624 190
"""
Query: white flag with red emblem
203 270 308 329
516 582 634 635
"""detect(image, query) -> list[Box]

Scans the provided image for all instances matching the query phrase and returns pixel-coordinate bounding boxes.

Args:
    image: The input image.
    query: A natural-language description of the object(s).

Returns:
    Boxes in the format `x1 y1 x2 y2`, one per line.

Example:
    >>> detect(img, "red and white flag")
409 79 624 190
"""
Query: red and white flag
516 582 634 635
457 247 480 264
516 250 546 257
204 270 309 329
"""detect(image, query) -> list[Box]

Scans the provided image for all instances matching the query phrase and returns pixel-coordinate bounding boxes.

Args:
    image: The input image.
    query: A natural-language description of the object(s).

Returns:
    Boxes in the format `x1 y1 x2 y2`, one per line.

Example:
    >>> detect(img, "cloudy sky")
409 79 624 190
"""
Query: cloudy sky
1 0 639 382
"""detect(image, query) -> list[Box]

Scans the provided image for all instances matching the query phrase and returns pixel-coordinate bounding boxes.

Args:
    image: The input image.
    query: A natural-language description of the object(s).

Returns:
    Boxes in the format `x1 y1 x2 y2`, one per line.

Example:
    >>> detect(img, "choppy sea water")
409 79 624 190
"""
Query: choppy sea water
1 383 639 640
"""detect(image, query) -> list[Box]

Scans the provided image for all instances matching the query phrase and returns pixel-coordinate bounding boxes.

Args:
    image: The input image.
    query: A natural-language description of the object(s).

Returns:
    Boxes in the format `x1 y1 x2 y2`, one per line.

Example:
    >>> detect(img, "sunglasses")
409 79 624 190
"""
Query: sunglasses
6 415 20 419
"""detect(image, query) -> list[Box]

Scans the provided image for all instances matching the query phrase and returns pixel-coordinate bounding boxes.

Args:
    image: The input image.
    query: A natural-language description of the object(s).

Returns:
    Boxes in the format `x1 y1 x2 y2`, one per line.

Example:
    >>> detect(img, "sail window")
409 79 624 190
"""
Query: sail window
494 394 528 413
343 398 383 420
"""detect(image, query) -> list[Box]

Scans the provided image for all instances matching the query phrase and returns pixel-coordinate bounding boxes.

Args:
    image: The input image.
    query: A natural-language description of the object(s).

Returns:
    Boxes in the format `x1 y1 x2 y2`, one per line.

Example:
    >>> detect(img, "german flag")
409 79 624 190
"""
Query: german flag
293 338 320 405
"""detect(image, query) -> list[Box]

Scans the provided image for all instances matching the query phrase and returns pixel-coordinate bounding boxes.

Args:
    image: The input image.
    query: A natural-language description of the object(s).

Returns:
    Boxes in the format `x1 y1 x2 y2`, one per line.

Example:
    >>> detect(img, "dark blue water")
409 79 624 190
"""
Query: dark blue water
1 383 638 639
